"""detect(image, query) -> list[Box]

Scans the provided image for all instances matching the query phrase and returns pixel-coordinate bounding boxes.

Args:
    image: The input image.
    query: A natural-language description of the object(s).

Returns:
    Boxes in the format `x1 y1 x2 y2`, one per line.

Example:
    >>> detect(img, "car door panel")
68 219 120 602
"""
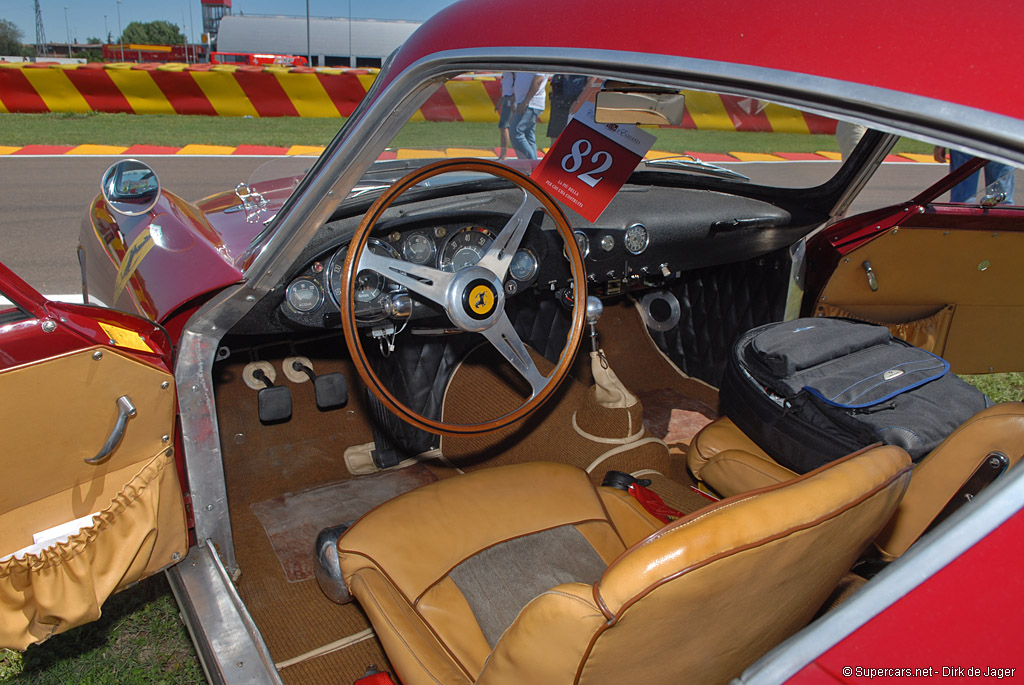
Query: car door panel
812 224 1024 374
0 265 186 649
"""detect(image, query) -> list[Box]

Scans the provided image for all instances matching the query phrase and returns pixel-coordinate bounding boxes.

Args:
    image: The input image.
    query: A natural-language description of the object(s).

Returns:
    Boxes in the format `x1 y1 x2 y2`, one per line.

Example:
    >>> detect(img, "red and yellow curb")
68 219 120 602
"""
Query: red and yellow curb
3 61 842 133
0 144 940 164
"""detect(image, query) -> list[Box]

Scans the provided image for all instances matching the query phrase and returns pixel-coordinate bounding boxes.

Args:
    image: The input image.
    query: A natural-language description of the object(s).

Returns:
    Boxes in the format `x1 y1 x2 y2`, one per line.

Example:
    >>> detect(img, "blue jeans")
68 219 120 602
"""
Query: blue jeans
949 149 1016 204
511 108 540 160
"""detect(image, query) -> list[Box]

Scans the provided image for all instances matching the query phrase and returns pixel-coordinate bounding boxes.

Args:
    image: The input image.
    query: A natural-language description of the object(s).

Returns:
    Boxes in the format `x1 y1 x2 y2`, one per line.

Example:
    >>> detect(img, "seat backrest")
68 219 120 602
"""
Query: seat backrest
476 445 911 685
874 401 1024 559
690 403 1024 561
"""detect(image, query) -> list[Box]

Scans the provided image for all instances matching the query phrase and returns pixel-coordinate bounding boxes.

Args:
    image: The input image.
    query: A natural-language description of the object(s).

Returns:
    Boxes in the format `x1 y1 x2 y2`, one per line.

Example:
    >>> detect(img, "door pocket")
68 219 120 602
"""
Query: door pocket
814 303 955 355
0 449 186 649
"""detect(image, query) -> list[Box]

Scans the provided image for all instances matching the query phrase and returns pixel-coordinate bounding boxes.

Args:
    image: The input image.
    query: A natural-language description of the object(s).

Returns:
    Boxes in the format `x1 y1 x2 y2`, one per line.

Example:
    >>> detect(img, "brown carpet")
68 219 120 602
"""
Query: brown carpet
251 465 437 582
592 298 720 415
439 345 675 484
214 338 390 682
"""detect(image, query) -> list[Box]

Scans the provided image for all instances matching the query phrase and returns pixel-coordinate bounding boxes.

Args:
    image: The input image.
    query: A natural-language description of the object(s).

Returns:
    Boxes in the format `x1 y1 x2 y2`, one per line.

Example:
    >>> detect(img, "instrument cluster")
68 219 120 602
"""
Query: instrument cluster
281 223 541 328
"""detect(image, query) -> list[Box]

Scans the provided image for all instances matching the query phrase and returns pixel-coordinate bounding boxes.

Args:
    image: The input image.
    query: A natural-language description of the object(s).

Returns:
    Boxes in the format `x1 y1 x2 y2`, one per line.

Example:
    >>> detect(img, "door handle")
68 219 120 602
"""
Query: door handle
86 395 137 465
862 261 879 292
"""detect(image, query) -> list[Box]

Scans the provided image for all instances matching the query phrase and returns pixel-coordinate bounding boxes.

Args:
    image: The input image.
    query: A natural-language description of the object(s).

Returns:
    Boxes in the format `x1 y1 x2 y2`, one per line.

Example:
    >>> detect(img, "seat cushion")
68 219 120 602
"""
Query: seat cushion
475 446 913 685
687 416 797 496
583 445 912 684
336 462 628 680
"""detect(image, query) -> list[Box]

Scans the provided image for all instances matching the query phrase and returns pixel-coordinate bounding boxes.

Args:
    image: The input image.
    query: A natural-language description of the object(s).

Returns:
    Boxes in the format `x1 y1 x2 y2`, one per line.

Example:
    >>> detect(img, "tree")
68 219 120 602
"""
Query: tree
0 18 25 56
120 20 184 46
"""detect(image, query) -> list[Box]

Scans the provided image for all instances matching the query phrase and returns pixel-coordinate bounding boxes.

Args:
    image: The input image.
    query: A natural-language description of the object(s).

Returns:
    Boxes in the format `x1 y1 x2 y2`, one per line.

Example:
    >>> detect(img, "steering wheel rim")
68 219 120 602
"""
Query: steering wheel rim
340 158 587 436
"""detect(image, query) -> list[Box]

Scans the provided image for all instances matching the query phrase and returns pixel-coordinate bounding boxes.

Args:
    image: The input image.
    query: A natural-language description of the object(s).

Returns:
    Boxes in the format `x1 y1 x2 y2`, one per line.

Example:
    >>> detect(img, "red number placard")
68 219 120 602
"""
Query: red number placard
532 102 655 222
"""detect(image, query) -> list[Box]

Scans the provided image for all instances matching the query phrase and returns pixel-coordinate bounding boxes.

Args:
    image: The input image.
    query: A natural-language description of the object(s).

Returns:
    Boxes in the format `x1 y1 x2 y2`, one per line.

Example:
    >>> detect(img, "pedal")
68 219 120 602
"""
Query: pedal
243 361 292 424
284 356 348 410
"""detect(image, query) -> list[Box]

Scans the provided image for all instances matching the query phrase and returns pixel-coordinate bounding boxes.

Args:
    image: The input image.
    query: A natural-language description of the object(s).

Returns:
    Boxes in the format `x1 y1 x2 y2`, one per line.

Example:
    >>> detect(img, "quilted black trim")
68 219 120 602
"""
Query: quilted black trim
646 250 791 387
365 291 572 454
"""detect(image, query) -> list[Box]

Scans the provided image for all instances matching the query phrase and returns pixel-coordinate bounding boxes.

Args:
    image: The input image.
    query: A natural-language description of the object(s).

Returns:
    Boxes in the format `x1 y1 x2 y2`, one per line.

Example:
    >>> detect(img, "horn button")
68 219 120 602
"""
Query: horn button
446 267 505 332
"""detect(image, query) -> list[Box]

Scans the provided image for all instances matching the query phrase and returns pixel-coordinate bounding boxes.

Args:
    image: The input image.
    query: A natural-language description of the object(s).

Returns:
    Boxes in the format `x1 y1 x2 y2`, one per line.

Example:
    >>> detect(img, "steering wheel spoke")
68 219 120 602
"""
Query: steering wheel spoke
481 313 549 397
476 190 544 280
358 248 454 306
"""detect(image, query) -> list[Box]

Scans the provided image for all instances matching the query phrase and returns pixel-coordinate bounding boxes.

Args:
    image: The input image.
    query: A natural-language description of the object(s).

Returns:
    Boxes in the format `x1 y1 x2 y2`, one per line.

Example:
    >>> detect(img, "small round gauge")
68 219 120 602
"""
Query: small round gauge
624 223 650 255
354 269 385 303
328 238 399 308
439 226 495 272
285 277 324 313
573 231 590 258
402 230 435 265
509 248 538 281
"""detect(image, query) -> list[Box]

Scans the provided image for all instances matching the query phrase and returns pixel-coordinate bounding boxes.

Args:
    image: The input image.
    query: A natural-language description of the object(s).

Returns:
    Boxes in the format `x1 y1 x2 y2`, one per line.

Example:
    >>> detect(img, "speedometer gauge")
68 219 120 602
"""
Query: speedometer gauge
438 226 495 272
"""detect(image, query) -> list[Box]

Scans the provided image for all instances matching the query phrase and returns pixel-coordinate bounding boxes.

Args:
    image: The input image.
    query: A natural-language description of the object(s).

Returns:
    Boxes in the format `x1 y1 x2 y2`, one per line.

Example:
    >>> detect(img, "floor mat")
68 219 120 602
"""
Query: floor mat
251 463 437 582
636 387 717 445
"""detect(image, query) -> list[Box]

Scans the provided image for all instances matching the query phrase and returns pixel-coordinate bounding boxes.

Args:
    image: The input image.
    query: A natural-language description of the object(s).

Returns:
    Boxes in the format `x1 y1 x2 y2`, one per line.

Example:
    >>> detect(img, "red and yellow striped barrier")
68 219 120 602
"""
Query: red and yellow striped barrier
0 62 836 133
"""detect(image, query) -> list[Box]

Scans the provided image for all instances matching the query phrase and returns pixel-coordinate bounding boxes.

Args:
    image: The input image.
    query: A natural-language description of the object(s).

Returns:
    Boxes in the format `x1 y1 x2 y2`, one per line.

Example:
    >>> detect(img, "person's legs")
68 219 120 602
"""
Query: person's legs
498 127 511 159
949 149 981 202
511 108 539 160
497 97 513 159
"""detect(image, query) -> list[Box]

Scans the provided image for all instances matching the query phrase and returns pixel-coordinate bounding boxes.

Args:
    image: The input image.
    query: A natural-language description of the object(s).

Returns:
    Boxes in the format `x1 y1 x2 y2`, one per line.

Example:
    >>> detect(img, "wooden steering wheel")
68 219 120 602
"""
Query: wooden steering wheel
339 159 587 435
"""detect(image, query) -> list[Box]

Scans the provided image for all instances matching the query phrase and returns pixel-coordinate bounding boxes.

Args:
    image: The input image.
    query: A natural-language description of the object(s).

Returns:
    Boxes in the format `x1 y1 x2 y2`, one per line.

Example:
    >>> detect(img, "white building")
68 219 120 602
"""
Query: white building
215 15 420 67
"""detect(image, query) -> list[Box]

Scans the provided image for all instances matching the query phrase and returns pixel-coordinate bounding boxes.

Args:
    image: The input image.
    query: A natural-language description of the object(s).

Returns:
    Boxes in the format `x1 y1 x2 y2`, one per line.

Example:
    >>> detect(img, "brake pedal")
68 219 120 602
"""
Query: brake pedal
284 356 348 410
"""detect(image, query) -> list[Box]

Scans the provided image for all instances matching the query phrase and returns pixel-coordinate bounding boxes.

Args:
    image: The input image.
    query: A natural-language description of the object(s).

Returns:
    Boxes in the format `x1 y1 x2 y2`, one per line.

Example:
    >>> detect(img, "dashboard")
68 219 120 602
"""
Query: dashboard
274 183 795 334
279 216 557 331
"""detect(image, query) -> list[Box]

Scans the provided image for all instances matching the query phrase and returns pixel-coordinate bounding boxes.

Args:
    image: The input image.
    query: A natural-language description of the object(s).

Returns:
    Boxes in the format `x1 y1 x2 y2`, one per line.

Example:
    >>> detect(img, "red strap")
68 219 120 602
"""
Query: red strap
354 673 397 685
628 483 685 524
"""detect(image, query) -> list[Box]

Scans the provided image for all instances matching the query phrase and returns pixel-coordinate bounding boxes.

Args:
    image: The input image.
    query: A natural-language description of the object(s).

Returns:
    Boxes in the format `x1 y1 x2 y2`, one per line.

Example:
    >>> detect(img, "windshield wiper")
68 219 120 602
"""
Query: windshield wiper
642 155 750 182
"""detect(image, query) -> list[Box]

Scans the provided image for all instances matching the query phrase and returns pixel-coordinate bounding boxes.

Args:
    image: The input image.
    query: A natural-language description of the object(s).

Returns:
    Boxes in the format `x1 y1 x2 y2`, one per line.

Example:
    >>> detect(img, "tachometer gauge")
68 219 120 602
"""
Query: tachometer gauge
509 248 538 281
402 230 436 264
285 277 323 313
328 238 400 308
624 223 650 255
439 226 495 272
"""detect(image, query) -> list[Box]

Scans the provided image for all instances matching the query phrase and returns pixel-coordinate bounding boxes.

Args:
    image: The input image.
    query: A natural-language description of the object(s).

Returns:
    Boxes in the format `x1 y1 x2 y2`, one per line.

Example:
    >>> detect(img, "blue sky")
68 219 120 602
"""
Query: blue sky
2 1 460 46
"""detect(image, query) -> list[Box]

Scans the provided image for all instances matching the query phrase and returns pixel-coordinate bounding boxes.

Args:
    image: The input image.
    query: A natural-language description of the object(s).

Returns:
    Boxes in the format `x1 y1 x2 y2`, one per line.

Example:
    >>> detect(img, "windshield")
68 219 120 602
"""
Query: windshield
377 72 858 190
248 68 1020 244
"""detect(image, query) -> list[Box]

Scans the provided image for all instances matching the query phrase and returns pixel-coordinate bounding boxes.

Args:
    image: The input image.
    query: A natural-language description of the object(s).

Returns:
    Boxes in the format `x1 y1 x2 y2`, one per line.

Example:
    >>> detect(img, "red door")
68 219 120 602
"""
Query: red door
0 263 187 649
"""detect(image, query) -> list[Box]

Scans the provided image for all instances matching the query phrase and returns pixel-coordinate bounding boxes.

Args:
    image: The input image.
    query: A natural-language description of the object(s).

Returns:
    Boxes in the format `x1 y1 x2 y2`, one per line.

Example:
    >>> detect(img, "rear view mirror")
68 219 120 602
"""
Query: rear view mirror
595 89 685 126
100 159 162 216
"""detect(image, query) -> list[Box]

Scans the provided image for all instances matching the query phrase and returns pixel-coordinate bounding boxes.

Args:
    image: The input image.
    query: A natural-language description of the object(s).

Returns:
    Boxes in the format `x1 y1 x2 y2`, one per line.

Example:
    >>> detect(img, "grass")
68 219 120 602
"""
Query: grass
0 575 203 684
0 112 936 155
961 372 1024 403
0 112 345 148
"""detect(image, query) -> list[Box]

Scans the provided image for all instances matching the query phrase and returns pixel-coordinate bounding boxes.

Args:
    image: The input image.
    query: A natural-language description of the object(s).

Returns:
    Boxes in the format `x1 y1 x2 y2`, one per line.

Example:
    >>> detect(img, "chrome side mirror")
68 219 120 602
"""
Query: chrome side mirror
100 159 162 216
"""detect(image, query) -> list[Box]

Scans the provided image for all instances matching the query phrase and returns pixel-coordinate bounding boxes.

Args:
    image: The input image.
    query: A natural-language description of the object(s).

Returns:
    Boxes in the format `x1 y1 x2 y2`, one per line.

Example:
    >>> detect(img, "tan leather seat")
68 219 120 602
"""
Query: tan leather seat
335 449 911 684
688 402 1024 559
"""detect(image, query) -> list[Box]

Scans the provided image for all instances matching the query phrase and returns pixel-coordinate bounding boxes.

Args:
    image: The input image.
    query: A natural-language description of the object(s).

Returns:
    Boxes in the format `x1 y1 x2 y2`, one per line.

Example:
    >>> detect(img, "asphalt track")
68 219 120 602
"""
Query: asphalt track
0 156 948 297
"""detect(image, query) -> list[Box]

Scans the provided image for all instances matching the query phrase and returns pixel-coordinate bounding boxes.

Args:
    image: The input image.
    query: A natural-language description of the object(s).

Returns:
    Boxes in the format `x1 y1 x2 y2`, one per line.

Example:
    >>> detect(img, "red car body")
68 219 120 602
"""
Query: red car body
3 0 1023 682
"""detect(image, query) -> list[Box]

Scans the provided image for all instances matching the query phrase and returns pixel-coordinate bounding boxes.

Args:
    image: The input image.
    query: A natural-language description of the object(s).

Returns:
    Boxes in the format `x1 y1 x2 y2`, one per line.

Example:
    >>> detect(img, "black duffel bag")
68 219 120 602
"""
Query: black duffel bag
720 317 990 474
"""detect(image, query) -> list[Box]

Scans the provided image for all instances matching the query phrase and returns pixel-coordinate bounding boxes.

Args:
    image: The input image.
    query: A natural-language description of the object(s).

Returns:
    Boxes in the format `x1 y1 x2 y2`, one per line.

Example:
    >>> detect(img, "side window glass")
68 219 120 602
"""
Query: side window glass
0 289 33 325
